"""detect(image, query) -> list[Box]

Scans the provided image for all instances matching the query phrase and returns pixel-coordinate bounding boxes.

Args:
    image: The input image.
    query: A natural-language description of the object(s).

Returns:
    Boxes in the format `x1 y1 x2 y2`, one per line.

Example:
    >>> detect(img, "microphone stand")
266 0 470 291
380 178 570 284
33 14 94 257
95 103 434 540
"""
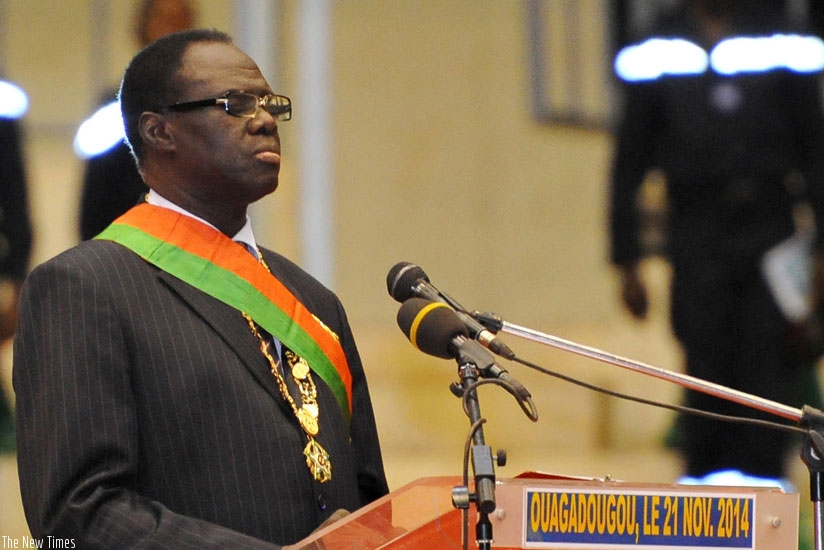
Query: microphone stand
450 345 500 550
480 315 824 550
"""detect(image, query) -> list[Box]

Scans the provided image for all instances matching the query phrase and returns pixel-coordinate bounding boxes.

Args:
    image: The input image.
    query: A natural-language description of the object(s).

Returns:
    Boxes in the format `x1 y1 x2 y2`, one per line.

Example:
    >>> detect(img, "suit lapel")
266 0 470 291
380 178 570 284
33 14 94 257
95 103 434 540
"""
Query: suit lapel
156 270 292 414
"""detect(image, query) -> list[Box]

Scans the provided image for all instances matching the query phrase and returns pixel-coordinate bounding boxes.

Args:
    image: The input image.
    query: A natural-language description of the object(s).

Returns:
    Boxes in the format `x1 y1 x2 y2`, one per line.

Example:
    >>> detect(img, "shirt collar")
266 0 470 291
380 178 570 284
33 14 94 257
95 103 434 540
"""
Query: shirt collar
146 189 259 253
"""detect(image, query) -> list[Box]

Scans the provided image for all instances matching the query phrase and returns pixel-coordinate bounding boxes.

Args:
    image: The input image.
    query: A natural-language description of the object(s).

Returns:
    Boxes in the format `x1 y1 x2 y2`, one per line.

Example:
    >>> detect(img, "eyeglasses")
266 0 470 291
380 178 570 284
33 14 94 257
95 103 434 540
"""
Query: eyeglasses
165 91 292 121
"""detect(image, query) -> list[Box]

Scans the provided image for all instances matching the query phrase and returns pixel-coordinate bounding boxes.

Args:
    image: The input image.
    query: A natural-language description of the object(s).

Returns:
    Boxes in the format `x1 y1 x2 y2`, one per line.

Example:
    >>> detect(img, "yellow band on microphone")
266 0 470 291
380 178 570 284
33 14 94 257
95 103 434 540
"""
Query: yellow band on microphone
409 301 450 349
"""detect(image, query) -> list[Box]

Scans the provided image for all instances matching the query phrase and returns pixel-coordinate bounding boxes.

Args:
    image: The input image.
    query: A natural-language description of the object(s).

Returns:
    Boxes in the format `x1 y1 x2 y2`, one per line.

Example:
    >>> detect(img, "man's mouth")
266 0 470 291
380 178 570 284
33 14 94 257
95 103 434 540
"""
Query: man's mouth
255 150 281 164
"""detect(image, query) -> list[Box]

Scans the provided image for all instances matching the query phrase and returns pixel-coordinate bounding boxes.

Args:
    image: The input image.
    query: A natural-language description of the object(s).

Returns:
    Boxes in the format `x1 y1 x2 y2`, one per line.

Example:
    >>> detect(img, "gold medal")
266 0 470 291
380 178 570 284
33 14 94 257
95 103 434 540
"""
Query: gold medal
291 358 310 379
302 402 319 418
304 438 332 483
297 407 319 435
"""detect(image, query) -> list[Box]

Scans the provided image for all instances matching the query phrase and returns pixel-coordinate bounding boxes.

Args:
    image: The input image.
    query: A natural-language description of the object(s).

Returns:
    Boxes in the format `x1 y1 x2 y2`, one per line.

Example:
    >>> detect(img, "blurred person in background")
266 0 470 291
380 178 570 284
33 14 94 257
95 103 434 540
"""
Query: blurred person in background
0 76 33 453
76 0 195 241
609 0 824 488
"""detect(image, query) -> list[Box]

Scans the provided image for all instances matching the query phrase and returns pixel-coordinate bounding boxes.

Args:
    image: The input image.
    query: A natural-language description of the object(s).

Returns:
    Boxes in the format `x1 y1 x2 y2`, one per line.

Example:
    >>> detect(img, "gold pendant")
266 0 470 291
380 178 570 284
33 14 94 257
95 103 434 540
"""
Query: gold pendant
302 402 319 419
304 437 332 483
291 358 311 379
297 407 319 435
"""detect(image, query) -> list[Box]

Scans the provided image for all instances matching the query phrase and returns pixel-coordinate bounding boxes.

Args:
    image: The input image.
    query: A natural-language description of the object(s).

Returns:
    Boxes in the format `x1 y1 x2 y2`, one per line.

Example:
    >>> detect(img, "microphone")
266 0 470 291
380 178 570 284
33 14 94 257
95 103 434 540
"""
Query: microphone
396 298 531 400
397 298 469 359
387 262 515 359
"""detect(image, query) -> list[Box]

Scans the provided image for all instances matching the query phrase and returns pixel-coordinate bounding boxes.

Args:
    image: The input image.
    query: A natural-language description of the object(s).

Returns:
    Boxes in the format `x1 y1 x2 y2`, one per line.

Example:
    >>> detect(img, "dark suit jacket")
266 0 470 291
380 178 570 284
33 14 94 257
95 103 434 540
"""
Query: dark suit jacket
13 239 388 548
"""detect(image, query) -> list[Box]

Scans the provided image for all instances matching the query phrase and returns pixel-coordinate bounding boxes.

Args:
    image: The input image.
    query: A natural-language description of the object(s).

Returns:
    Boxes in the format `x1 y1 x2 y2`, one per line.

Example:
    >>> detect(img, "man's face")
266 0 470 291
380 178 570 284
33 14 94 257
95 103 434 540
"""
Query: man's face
165 41 282 210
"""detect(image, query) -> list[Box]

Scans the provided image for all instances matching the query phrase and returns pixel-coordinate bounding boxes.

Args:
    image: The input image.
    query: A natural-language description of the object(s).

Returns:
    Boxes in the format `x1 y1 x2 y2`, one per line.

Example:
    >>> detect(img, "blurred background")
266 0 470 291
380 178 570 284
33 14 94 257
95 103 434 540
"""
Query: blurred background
0 0 821 543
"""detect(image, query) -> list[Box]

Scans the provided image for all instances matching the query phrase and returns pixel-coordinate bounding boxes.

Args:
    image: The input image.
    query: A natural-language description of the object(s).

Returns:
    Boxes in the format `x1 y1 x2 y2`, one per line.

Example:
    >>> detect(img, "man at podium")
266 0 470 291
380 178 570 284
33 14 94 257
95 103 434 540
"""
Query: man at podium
13 29 388 548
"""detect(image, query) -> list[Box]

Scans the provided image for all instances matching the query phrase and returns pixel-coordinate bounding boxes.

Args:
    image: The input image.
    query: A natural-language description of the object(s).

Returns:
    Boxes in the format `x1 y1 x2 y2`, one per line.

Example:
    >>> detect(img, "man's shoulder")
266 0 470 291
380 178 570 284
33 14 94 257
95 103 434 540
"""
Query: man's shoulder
30 239 147 277
258 247 339 303
258 246 296 269
259 247 319 282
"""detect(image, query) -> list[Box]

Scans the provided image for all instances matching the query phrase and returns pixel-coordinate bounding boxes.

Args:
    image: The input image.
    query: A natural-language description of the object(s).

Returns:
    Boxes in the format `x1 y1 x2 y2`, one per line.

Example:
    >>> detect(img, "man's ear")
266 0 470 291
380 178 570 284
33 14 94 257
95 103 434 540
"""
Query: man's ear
139 111 175 152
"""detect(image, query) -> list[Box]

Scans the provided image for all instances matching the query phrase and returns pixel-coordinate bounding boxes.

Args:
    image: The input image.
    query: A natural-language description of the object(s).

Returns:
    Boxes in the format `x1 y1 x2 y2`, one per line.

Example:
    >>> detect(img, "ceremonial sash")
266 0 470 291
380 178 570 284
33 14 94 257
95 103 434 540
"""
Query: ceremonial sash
96 203 352 420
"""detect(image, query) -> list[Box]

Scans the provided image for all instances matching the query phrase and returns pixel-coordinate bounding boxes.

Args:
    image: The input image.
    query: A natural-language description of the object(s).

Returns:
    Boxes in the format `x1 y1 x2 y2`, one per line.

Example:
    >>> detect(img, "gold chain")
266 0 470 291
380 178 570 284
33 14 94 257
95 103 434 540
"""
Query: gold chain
241 245 331 483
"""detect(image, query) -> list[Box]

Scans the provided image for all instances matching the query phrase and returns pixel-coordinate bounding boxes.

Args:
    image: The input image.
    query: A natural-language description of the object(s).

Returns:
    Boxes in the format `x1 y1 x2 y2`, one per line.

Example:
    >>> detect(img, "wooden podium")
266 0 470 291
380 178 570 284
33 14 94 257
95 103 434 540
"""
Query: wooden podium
299 473 799 549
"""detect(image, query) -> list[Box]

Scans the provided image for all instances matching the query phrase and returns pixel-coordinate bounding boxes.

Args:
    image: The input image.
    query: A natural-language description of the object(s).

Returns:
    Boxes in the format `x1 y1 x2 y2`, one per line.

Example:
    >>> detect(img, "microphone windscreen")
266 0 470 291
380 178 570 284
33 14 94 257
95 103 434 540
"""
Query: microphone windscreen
386 262 429 302
396 298 467 359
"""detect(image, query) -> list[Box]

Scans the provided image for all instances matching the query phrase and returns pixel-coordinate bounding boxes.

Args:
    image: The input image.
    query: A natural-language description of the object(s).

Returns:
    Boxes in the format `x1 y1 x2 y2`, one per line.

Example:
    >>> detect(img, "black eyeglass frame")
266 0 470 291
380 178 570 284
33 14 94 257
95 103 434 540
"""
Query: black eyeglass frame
164 91 292 121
